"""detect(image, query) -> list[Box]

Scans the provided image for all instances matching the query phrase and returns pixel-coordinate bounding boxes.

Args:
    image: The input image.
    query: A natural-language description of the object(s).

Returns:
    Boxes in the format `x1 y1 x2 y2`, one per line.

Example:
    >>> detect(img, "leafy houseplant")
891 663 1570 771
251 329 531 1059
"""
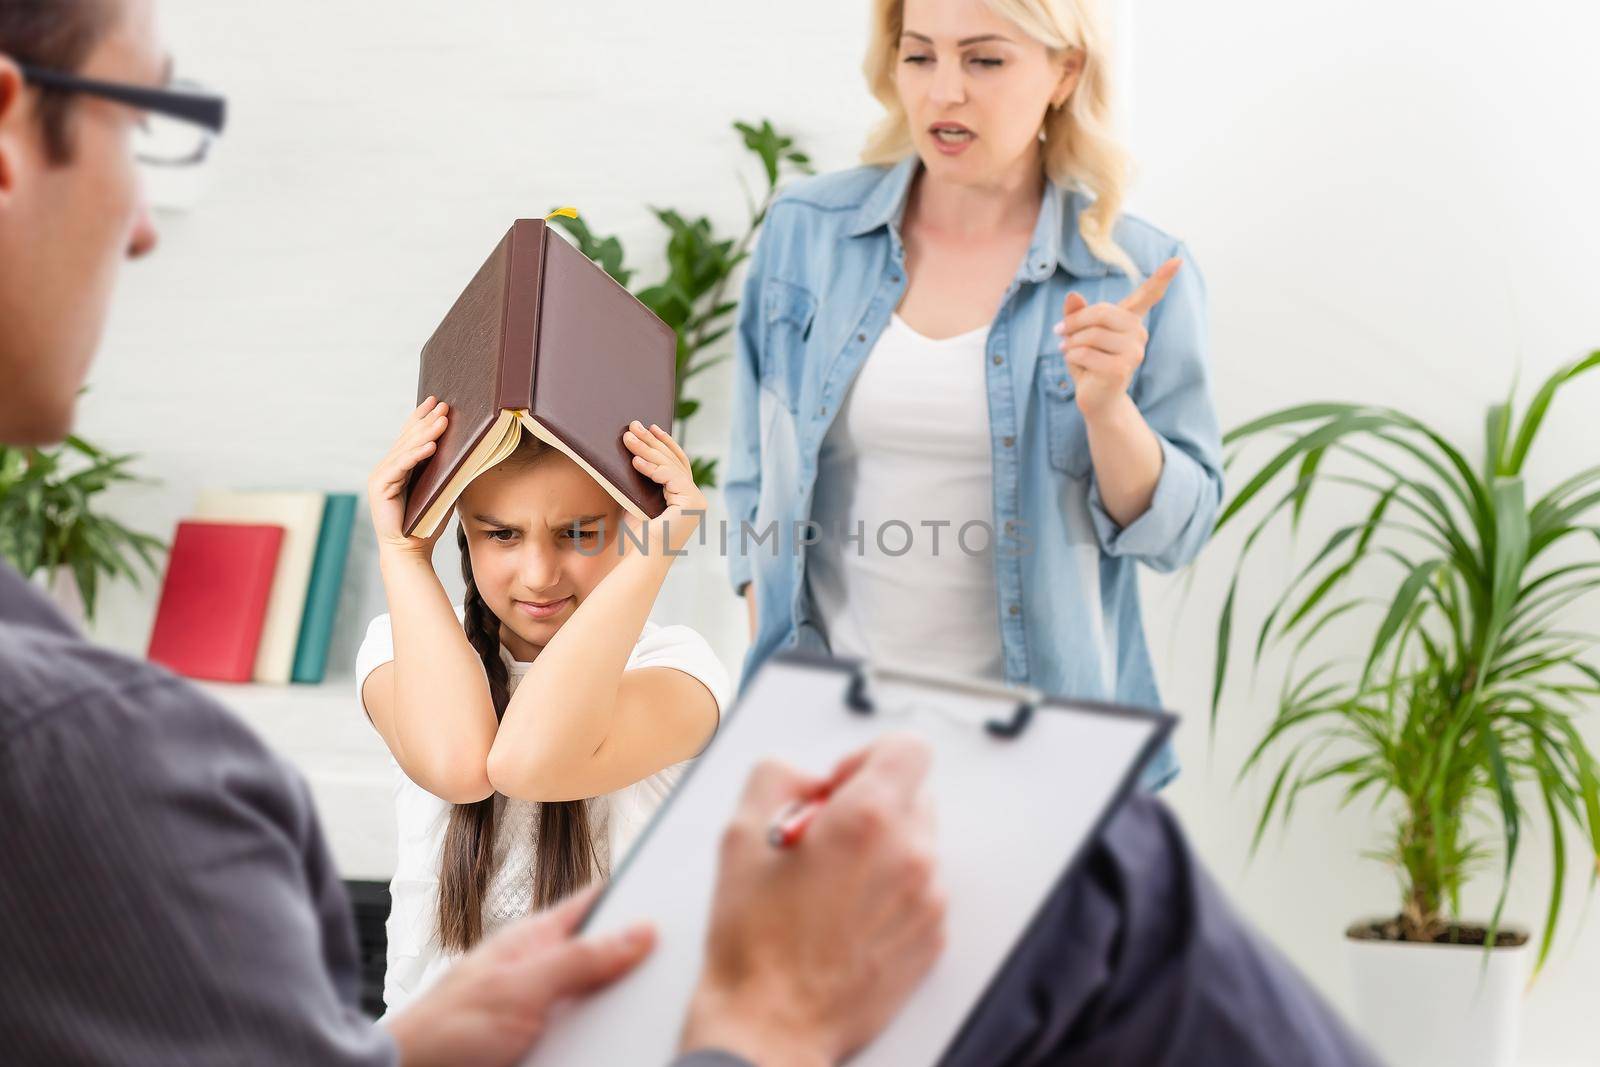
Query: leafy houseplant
0 434 166 622
548 118 813 489
1211 351 1600 976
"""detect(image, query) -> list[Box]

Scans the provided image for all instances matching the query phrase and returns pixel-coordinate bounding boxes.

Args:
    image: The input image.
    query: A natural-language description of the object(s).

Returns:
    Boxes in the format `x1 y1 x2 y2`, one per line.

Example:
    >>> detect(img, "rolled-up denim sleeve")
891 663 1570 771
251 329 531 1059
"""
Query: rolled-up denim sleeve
723 223 774 598
1087 241 1224 572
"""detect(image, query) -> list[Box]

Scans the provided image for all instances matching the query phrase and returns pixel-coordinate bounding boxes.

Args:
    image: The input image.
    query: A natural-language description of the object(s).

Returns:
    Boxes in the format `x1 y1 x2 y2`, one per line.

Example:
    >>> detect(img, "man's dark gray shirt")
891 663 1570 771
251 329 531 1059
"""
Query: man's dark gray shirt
0 561 744 1066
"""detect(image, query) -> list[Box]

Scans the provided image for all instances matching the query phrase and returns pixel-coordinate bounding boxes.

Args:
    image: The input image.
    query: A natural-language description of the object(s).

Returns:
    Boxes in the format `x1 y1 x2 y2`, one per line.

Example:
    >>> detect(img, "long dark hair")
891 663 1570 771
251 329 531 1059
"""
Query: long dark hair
435 482 597 953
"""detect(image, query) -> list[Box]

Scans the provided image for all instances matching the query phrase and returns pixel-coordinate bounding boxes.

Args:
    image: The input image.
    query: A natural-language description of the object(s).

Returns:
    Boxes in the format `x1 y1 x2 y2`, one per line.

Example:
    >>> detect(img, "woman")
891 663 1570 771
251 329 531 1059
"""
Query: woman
358 400 728 1008
724 0 1222 788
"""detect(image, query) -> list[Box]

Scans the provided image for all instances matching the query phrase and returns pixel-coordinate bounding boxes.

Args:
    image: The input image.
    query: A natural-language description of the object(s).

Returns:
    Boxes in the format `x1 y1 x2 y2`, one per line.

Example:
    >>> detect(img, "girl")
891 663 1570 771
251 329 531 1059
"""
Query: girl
358 399 728 1009
723 0 1222 789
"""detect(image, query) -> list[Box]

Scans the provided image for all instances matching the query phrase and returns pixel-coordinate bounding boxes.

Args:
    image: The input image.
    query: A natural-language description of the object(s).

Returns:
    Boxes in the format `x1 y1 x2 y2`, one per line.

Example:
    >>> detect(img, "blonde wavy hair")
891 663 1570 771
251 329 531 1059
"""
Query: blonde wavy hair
861 0 1137 277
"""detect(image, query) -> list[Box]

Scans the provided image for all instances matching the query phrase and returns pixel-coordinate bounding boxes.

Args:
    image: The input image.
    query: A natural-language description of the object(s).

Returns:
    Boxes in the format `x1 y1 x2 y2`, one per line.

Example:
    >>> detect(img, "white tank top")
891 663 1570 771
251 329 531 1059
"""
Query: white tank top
805 313 1005 680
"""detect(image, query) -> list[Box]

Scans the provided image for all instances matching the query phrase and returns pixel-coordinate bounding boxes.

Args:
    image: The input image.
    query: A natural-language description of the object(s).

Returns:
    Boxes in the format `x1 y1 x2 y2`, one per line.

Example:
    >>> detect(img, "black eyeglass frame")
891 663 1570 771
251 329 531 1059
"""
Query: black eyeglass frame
17 63 226 134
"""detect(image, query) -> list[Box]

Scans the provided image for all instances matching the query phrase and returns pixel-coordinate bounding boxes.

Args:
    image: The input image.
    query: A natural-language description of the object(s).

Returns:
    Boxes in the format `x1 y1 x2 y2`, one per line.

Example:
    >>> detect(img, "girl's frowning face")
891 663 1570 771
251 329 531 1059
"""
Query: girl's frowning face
457 449 625 662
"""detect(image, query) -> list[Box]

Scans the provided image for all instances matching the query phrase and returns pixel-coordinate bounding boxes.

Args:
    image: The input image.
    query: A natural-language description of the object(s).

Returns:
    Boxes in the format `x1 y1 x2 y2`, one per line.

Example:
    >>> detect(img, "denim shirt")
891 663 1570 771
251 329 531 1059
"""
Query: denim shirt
722 157 1223 789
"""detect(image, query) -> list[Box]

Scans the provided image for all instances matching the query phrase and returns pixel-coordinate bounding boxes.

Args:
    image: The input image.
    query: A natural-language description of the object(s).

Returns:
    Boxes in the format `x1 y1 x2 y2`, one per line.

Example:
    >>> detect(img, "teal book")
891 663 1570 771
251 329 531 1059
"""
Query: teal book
291 493 357 684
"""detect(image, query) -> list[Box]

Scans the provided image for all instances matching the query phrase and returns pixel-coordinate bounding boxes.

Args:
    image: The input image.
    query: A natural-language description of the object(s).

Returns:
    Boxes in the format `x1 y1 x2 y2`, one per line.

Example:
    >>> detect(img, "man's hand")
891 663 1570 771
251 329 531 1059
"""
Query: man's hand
680 735 947 1067
385 886 655 1067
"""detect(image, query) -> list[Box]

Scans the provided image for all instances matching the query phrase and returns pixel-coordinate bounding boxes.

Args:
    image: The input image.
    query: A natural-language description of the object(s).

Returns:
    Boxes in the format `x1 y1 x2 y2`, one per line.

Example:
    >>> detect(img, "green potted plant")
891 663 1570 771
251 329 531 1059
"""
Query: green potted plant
0 434 166 626
1210 351 1600 1067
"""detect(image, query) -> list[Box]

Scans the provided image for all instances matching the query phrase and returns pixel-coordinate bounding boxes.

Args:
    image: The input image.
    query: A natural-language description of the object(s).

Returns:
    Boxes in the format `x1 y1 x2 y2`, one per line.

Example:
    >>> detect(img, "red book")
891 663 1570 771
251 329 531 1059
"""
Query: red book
147 521 284 682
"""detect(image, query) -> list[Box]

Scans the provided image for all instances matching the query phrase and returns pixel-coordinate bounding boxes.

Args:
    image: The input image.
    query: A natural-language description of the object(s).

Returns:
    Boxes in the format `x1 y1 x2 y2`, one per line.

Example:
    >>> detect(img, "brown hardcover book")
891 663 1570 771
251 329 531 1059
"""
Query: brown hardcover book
402 219 677 539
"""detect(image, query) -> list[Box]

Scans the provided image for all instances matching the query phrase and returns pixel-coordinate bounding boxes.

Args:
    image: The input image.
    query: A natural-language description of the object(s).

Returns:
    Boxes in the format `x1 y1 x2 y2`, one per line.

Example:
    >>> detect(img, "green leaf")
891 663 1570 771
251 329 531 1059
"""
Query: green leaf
688 300 739 332
71 554 97 621
1533 769 1567 977
1290 446 1325 531
548 213 634 287
683 353 731 382
1211 578 1236 734
1507 350 1600 475
1219 412 1397 531
690 326 733 355
1485 478 1530 658
1212 473 1332 729
1480 725 1519 947
1250 753 1299 857
690 455 719 489
735 117 785 188
1485 401 1511 481
1360 558 1444 686
1222 402 1364 446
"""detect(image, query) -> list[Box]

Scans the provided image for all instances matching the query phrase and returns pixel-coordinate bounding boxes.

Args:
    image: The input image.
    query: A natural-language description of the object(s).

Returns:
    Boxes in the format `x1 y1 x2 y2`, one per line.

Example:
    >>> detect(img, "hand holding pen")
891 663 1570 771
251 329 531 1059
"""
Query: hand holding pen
763 744 877 848
682 735 945 1065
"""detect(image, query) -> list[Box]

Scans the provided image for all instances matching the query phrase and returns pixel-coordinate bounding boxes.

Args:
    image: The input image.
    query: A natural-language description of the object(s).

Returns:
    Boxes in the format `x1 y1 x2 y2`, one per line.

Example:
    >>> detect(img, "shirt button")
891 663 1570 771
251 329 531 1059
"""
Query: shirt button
1002 435 1015 448
819 405 827 416
857 333 866 342
993 354 1004 366
1008 603 1021 616
889 274 902 283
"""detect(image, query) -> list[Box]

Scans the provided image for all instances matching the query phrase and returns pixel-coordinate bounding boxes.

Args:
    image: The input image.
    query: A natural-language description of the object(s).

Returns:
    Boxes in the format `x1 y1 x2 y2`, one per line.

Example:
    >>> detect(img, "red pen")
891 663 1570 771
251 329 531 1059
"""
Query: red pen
767 789 831 849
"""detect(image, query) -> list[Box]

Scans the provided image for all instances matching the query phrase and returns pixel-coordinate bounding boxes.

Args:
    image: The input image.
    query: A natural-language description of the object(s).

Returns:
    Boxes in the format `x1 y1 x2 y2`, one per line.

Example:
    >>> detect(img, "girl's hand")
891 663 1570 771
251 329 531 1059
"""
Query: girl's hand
1053 257 1181 421
622 420 706 555
368 396 450 556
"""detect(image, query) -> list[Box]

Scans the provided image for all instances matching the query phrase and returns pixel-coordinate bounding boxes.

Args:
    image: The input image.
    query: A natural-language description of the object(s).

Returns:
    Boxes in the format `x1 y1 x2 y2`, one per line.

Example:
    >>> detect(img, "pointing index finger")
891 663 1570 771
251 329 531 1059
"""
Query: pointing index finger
1118 257 1182 316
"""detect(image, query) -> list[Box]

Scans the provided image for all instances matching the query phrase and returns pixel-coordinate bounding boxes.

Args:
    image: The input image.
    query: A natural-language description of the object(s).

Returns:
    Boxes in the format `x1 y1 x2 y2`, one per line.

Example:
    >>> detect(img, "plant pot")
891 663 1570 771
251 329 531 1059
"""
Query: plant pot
1345 919 1528 1067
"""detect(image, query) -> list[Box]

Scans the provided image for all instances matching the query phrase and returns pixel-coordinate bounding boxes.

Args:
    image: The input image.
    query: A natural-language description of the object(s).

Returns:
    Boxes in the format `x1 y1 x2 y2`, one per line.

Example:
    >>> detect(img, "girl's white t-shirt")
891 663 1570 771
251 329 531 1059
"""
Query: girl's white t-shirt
354 610 732 1011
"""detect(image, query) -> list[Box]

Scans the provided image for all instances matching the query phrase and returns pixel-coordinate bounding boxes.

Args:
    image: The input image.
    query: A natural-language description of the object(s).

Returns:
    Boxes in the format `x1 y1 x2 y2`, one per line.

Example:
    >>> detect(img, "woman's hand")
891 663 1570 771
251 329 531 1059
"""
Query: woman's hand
622 420 706 555
368 396 450 556
1053 257 1181 421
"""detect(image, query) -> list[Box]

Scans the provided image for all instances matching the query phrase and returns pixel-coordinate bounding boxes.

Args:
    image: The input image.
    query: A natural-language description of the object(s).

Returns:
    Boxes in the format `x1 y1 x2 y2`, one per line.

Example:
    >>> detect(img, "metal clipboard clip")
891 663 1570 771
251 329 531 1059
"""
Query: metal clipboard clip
843 662 1040 739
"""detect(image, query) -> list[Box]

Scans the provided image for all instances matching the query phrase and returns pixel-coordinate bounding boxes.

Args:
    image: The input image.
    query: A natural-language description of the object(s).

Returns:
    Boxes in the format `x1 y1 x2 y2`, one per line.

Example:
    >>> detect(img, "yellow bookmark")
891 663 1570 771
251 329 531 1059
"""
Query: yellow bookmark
545 206 579 221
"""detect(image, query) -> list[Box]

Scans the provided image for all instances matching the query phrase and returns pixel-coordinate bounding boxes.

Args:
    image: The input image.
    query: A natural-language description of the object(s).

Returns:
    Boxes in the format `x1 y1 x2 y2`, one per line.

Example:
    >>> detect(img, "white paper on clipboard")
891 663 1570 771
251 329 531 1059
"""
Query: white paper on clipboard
525 651 1172 1067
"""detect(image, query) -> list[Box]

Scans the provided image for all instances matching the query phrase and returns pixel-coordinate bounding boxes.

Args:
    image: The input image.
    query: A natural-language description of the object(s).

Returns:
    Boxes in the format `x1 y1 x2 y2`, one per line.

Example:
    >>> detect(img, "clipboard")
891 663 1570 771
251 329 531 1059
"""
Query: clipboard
525 650 1174 1067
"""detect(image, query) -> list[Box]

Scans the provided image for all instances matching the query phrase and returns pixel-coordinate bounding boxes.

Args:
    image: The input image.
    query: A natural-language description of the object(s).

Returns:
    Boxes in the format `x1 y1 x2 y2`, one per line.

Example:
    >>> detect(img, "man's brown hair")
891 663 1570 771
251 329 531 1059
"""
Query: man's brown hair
0 0 117 161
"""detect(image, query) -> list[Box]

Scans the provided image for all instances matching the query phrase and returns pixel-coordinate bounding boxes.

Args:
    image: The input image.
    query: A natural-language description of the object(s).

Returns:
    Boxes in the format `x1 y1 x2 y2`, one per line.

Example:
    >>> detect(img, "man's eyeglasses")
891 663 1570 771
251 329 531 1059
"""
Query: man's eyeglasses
18 65 227 167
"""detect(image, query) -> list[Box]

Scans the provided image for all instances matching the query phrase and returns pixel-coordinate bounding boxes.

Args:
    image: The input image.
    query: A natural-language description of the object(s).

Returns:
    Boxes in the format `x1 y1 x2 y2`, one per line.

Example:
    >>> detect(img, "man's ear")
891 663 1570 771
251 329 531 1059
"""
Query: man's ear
0 58 26 199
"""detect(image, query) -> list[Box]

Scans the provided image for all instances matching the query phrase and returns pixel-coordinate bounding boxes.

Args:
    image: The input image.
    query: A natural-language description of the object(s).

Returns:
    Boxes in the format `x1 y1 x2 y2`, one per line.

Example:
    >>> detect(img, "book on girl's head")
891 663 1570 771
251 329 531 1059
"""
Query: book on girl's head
402 218 677 540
